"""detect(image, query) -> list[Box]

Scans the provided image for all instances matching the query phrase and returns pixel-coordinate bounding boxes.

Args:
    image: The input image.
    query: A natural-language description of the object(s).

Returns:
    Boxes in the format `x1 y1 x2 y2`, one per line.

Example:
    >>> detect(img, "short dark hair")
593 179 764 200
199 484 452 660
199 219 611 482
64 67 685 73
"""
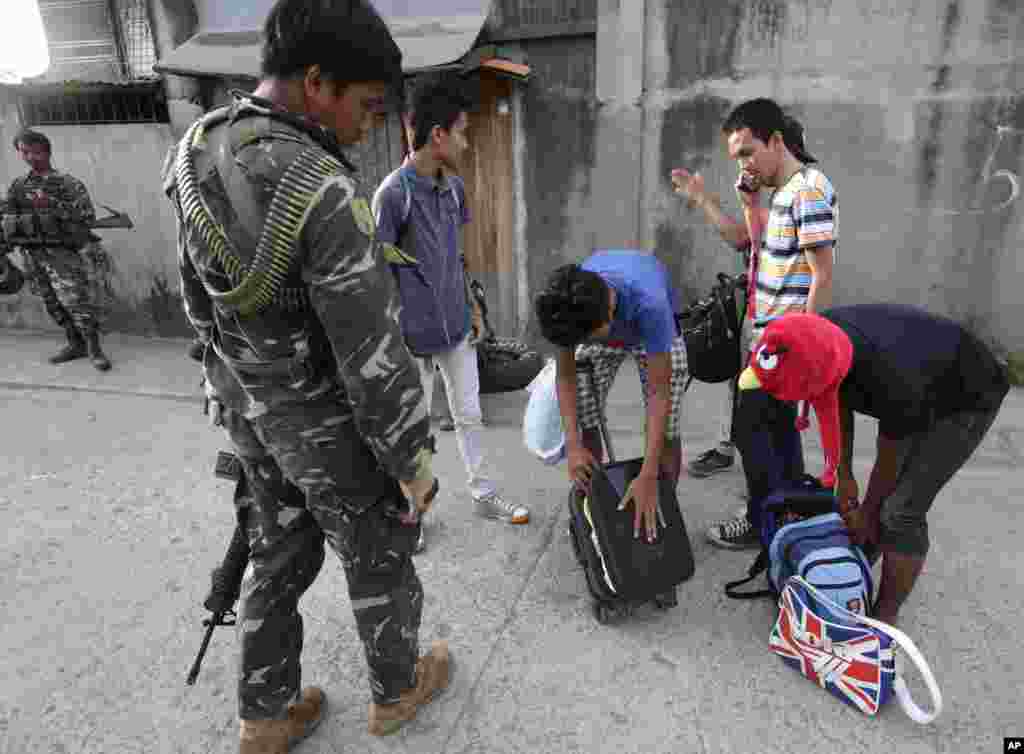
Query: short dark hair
14 129 51 153
722 98 787 147
781 115 817 164
406 74 473 151
534 264 610 348
261 0 402 91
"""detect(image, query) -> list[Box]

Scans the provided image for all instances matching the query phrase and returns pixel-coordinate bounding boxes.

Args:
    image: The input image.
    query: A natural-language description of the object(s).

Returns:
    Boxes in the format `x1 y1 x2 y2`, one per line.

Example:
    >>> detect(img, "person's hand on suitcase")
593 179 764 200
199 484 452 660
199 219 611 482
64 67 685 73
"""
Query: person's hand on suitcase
618 470 665 542
567 443 598 490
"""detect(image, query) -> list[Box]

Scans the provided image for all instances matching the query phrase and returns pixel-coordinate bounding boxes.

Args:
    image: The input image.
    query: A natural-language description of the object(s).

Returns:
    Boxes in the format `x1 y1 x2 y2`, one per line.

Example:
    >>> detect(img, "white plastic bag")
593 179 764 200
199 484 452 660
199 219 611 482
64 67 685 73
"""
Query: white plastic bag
523 358 565 465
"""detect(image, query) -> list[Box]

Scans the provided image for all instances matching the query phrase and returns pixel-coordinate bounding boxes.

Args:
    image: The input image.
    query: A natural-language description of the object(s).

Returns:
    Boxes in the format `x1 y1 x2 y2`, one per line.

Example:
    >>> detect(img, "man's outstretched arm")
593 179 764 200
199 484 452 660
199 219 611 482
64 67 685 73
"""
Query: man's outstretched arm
671 168 757 250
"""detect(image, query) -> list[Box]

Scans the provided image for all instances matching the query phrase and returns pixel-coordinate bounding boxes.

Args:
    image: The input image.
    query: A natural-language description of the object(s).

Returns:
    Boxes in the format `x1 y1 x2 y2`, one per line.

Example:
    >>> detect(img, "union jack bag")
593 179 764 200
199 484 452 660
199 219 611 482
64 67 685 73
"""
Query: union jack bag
770 576 943 724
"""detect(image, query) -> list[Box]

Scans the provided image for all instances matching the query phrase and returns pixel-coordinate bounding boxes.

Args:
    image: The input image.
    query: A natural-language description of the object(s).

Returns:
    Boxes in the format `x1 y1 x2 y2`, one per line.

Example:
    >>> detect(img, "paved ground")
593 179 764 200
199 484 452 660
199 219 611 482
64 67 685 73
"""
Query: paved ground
1 328 1022 754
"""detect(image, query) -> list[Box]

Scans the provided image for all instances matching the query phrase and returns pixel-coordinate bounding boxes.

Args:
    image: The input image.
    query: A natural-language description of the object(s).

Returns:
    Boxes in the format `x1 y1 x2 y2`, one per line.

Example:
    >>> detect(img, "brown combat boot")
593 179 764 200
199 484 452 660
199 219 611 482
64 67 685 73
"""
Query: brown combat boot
368 641 451 736
239 686 326 754
85 331 111 371
48 323 86 364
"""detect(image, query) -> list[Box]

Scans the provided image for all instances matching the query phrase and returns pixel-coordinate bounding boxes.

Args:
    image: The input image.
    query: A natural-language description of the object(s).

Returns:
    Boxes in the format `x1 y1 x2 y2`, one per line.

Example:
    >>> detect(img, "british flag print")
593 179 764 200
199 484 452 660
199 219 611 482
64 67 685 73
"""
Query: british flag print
770 580 896 715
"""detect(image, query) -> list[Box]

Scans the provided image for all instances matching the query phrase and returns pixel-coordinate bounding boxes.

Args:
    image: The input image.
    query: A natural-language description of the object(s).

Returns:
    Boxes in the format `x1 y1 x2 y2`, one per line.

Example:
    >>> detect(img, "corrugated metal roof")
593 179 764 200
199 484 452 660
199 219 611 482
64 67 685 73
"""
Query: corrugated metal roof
35 0 122 83
155 1 493 79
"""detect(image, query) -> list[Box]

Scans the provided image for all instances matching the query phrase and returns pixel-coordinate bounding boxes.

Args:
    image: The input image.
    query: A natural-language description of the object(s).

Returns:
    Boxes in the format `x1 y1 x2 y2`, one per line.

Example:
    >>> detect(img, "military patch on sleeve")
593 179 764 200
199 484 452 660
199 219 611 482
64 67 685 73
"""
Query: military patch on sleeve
350 197 376 238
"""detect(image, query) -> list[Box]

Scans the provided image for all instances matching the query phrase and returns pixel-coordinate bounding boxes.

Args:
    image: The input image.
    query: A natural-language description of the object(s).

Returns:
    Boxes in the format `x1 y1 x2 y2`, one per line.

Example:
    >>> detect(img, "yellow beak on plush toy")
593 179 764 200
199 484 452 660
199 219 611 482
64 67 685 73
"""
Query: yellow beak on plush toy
738 367 762 391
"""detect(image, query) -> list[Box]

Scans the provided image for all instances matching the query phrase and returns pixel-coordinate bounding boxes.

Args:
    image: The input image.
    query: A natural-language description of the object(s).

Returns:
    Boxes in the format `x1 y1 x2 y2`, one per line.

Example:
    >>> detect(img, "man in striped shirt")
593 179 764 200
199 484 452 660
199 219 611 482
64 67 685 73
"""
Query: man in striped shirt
672 98 837 548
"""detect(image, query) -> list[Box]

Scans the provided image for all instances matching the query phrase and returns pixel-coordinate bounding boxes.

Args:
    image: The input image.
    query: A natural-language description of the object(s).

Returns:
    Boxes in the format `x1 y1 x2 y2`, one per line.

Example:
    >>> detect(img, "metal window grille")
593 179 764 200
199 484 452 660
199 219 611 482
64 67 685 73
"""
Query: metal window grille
114 0 158 79
18 82 169 125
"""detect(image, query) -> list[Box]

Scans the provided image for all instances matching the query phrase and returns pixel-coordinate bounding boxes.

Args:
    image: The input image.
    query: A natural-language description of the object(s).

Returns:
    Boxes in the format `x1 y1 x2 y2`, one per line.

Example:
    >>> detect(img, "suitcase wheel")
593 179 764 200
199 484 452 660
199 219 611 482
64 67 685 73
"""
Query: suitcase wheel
653 589 678 610
593 601 630 624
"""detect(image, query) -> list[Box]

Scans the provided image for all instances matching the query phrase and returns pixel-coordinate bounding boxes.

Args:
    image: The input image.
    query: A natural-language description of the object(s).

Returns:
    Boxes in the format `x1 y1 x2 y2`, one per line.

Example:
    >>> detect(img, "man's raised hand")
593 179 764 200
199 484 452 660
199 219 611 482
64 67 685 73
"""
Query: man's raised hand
671 168 706 209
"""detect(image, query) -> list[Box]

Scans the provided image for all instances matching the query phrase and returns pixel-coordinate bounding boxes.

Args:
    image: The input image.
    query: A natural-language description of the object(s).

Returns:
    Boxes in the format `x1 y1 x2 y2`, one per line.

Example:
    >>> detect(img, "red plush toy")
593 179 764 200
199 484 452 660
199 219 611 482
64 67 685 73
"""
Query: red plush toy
739 313 854 488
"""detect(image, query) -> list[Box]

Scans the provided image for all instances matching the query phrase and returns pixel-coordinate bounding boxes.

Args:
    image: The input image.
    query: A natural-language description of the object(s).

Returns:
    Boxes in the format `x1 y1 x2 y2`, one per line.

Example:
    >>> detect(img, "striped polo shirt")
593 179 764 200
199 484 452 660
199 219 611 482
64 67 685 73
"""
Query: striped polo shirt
751 166 838 346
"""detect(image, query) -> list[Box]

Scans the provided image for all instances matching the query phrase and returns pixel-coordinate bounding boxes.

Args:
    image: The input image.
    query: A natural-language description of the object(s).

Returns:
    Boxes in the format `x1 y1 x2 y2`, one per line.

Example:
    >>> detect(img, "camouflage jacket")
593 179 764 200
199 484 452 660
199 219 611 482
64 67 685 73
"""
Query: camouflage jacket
5 170 97 249
163 95 431 483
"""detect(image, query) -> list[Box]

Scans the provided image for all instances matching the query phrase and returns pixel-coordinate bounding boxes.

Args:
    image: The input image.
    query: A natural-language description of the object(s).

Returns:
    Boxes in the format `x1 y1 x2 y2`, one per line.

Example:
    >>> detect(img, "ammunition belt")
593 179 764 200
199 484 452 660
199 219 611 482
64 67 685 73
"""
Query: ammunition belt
175 112 343 317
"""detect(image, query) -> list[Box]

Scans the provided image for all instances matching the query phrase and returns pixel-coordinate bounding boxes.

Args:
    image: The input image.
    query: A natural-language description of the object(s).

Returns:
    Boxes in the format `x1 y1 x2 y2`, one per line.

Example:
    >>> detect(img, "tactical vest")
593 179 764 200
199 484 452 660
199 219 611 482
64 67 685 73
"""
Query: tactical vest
172 102 351 317
169 98 355 380
1 188 93 250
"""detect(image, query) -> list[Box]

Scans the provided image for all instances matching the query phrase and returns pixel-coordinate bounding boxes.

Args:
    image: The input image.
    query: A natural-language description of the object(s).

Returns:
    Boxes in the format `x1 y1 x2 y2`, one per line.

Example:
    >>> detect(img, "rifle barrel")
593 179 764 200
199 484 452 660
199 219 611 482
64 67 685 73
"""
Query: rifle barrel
186 618 218 685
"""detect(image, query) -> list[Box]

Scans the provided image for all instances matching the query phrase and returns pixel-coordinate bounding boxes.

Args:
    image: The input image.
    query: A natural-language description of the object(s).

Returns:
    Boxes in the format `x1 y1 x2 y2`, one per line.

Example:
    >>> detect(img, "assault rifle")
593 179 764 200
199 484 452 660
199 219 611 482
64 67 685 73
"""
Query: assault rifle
1 203 134 248
184 444 438 685
185 450 250 686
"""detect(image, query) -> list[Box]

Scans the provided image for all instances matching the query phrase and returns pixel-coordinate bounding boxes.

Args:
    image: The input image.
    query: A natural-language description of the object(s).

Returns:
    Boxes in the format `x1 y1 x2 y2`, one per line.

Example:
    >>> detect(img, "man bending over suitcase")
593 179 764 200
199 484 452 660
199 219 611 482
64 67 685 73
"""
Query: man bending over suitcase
535 250 687 543
737 304 1009 624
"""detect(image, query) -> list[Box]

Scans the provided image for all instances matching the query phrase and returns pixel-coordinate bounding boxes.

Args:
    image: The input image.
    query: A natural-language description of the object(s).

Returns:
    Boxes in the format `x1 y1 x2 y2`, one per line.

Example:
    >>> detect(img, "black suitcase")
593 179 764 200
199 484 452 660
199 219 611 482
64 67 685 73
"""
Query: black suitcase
567 361 696 624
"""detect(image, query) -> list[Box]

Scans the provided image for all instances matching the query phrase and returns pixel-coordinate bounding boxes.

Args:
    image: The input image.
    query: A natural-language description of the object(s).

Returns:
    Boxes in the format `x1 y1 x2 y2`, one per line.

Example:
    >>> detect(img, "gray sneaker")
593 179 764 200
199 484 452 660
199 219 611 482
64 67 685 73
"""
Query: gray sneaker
474 493 529 524
687 448 734 478
706 513 760 550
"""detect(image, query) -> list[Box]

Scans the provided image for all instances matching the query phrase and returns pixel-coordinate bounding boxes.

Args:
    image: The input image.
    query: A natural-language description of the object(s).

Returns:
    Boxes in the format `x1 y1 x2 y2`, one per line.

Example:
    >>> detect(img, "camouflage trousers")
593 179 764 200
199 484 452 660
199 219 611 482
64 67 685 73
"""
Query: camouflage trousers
21 244 108 335
220 402 424 720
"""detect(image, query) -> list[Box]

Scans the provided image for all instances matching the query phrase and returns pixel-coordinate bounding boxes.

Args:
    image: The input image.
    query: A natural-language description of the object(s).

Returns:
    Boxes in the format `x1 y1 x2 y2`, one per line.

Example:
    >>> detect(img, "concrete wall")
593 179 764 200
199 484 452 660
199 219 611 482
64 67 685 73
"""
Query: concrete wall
517 0 1024 355
9 0 1024 356
0 103 188 337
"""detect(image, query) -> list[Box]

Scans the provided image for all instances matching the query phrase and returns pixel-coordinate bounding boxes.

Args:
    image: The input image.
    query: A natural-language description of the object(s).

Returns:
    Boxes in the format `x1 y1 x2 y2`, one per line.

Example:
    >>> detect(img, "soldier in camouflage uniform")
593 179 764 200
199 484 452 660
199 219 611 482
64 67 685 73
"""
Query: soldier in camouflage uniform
163 1 453 751
4 129 111 370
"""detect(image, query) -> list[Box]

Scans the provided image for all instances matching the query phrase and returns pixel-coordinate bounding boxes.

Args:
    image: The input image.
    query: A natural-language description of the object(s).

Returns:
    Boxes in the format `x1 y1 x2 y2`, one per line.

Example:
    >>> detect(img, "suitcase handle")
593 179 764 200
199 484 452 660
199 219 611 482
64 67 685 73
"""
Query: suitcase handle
576 357 616 463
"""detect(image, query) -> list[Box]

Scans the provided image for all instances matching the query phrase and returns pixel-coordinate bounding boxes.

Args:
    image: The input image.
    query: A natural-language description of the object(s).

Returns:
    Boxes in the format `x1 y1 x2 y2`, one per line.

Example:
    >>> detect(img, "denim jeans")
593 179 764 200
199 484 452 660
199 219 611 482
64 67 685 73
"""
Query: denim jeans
734 388 805 531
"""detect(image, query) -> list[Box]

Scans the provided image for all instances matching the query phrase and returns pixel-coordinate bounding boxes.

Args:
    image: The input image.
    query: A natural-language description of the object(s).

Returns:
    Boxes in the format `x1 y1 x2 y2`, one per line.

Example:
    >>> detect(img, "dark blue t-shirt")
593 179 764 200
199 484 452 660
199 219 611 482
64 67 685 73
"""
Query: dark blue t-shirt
580 250 681 354
824 303 1009 438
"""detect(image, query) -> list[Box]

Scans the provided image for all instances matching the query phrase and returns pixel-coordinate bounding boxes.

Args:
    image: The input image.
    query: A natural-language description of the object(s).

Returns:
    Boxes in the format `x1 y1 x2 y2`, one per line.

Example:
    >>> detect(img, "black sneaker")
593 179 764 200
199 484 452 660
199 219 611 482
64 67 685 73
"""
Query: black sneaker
687 449 734 478
706 514 760 550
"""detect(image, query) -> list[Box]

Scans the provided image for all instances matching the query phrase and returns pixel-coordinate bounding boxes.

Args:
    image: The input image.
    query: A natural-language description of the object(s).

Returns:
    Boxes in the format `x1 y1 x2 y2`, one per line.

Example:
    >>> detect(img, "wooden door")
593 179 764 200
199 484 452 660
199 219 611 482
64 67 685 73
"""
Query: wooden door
459 73 517 338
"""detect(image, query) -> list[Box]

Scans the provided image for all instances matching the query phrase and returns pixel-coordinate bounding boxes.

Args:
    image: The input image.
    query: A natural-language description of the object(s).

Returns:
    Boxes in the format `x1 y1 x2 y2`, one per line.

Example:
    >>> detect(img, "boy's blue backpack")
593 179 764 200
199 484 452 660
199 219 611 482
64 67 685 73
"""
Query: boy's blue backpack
725 475 874 618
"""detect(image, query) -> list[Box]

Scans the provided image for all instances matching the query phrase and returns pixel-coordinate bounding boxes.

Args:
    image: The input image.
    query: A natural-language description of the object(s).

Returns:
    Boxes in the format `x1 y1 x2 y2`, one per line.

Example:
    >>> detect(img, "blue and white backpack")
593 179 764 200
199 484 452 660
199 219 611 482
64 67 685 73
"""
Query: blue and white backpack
725 475 873 618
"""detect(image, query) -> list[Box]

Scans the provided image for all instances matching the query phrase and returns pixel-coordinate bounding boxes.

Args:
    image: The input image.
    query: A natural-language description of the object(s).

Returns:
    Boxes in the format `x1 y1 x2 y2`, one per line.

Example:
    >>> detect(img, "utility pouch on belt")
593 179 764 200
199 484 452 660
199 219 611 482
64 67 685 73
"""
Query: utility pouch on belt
214 450 243 481
37 211 60 239
1 213 36 245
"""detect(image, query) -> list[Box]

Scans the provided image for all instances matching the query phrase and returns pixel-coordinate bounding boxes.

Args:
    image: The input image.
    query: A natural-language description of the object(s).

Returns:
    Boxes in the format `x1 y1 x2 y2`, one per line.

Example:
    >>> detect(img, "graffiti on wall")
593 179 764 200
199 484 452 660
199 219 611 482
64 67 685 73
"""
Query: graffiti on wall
933 124 1024 215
